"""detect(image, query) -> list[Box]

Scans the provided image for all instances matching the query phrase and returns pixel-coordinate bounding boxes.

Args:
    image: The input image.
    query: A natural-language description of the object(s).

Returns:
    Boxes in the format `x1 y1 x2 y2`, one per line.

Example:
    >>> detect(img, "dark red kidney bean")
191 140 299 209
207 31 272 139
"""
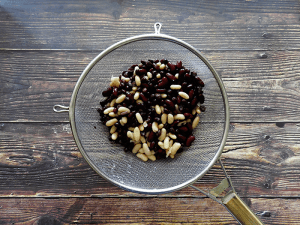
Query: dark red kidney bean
148 131 155 142
186 135 195 147
156 89 166 93
158 77 168 87
191 97 198 107
150 141 156 149
165 99 175 109
184 113 192 119
177 95 181 104
120 111 129 116
155 65 160 71
113 108 118 114
187 123 193 132
178 134 187 142
166 72 176 81
191 72 197 77
185 73 191 82
167 62 176 72
113 87 118 97
196 77 205 87
102 87 113 97
142 82 149 88
171 96 177 102
179 126 188 133
179 69 185 76
188 89 194 99
128 112 134 118
176 61 183 69
199 95 205 104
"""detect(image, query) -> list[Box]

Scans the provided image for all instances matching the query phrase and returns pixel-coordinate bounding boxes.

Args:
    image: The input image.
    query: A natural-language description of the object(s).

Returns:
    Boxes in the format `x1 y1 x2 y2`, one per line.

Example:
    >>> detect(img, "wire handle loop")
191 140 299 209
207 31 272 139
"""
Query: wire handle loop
154 22 162 34
53 104 69 113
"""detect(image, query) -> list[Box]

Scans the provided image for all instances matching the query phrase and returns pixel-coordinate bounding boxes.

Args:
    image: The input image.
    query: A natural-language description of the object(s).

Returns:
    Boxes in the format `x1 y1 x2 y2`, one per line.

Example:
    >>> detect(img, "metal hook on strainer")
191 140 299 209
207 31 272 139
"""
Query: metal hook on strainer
54 23 264 225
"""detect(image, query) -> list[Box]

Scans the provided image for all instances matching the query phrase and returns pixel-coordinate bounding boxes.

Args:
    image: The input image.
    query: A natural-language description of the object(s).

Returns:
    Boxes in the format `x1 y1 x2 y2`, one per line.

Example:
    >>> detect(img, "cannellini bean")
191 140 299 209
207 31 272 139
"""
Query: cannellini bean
174 114 185 120
152 122 159 132
106 118 118 126
179 91 189 99
158 128 167 141
135 75 141 86
143 143 151 156
169 133 177 139
111 132 118 140
134 127 141 142
192 116 200 129
116 94 126 103
132 144 141 153
118 106 130 113
134 92 140 100
167 114 174 124
104 107 114 114
136 153 148 161
110 77 120 87
161 113 167 124
110 125 117 134
127 131 133 139
155 105 161 114
170 84 181 90
158 141 164 149
164 137 170 149
148 155 156 161
136 113 143 123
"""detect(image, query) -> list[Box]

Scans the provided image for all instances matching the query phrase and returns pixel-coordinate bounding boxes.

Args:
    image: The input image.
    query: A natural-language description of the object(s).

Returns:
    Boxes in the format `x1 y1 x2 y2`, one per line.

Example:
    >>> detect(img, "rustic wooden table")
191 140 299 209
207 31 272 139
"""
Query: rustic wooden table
1 0 300 224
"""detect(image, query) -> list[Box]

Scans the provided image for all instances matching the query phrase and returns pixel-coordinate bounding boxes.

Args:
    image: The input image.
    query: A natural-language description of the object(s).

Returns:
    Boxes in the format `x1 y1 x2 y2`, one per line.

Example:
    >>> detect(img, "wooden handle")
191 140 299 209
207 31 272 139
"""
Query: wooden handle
222 191 264 225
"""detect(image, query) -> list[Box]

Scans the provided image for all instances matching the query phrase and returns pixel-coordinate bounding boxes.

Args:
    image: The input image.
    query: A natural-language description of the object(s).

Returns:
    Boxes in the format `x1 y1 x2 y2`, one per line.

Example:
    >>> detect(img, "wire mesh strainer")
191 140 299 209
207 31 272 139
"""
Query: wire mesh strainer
54 23 264 225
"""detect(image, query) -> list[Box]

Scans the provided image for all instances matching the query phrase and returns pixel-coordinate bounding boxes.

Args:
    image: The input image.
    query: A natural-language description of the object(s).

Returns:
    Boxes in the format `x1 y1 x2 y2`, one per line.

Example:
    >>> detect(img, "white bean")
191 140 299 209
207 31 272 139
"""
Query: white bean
110 125 117 134
164 137 170 149
143 143 151 156
106 118 118 126
192 116 200 129
134 127 141 142
152 122 159 132
167 114 174 124
132 144 141 153
174 114 185 120
161 113 167 124
111 132 118 140
179 91 189 99
136 153 148 161
116 94 126 103
136 113 143 124
170 84 181 90
104 107 114 114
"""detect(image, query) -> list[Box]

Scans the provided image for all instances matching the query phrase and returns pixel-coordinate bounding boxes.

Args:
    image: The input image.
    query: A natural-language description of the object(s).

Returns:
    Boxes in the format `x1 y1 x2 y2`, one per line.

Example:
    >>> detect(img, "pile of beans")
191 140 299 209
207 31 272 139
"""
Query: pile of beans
98 59 205 161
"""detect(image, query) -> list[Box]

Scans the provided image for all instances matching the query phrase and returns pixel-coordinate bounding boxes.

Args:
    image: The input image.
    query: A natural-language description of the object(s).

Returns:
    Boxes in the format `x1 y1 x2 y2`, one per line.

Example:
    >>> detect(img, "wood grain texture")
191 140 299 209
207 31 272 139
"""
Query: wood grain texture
0 197 290 224
1 122 300 197
0 0 300 50
1 50 300 122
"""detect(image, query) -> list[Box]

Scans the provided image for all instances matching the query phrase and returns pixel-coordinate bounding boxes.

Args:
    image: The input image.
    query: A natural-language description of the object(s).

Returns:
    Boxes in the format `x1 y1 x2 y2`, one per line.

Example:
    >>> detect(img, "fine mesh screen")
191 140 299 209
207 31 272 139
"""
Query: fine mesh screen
73 39 227 194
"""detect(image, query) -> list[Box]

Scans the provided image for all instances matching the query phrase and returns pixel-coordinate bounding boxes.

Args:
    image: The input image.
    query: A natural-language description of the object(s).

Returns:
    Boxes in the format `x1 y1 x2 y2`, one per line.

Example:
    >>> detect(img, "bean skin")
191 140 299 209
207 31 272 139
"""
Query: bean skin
186 135 195 147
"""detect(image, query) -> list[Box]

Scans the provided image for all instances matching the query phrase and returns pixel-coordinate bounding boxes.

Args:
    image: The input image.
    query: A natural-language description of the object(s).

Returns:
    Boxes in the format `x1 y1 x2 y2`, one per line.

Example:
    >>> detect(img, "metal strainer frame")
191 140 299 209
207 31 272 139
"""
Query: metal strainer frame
54 23 264 225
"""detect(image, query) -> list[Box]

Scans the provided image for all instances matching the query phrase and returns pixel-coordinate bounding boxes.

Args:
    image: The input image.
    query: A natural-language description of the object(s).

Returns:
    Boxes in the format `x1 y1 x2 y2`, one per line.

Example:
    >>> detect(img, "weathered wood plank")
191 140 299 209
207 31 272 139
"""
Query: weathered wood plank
0 197 289 224
0 0 300 50
0 122 300 197
1 50 300 122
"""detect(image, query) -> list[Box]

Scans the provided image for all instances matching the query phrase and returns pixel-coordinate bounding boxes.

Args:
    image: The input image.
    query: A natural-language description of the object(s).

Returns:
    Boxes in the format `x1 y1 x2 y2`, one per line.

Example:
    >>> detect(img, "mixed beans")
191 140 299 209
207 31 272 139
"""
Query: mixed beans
98 59 205 161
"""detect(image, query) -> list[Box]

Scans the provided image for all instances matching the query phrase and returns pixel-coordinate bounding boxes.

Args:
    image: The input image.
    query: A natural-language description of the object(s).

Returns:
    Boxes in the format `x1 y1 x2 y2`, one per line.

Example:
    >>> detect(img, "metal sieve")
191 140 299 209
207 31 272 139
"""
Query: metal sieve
54 23 264 225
